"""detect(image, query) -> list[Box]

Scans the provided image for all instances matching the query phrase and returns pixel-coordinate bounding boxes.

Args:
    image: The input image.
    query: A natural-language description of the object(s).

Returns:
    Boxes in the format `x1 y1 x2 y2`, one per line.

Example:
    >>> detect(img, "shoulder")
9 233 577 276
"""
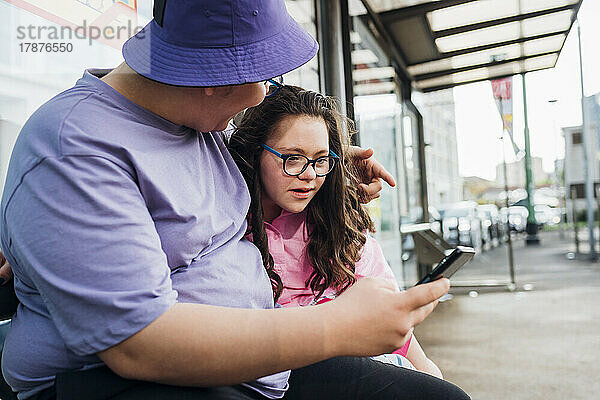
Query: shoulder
17 84 135 159
17 85 98 153
3 87 125 192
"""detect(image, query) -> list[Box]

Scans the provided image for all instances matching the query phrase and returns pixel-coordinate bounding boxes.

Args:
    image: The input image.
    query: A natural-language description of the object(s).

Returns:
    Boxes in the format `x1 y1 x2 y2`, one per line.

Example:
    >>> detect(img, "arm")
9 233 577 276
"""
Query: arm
99 277 450 386
99 301 337 385
406 336 443 379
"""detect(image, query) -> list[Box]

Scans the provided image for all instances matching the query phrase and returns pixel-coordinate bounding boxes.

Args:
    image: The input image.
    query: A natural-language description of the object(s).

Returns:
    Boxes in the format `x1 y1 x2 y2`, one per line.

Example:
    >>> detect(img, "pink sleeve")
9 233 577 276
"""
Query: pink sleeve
354 235 399 291
392 334 412 357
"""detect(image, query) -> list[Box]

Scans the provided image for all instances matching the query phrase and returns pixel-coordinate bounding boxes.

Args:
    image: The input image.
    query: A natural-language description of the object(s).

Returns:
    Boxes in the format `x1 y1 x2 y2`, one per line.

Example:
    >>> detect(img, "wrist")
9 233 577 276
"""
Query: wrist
314 301 346 358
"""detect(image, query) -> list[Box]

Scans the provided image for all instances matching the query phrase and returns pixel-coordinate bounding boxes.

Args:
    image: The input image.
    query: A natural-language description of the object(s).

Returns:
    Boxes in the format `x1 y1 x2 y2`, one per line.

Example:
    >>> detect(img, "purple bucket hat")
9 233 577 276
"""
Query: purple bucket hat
122 0 319 87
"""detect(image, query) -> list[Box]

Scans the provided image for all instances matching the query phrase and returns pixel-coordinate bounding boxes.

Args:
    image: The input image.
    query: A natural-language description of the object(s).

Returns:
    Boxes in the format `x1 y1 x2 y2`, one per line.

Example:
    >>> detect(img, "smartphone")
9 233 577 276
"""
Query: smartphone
415 246 476 285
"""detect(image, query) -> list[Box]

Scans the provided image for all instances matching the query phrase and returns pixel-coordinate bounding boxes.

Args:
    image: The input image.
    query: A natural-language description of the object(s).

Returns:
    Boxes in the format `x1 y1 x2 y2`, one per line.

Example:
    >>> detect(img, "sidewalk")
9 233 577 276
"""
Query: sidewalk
416 230 600 400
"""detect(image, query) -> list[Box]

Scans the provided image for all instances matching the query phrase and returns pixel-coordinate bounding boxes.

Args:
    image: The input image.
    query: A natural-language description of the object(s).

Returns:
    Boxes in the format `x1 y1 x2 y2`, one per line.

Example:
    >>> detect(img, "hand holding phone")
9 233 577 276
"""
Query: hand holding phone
415 246 475 285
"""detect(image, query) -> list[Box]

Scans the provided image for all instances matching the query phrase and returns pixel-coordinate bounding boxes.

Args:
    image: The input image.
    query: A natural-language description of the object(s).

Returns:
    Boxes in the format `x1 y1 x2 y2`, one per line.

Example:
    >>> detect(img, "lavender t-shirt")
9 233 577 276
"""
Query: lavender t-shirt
0 70 289 399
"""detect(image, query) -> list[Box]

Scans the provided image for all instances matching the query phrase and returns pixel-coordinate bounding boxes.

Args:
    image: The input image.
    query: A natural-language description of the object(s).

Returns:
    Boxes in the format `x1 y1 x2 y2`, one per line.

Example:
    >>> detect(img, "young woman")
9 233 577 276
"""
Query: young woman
228 85 442 378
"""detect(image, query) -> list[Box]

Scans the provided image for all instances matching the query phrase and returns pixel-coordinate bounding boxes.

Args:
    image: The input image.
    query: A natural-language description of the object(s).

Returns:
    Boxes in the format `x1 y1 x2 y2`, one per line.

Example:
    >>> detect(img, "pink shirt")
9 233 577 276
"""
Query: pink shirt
263 210 411 356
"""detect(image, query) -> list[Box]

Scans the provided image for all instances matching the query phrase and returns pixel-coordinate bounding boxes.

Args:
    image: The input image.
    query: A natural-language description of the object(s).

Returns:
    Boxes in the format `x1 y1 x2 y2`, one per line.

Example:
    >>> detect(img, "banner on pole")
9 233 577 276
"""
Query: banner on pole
491 78 521 156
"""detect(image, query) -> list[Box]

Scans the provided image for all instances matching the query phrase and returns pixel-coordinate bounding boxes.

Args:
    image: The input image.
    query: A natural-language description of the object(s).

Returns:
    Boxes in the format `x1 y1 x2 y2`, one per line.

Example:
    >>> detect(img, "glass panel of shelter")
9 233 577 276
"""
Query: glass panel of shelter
284 0 320 91
350 11 426 288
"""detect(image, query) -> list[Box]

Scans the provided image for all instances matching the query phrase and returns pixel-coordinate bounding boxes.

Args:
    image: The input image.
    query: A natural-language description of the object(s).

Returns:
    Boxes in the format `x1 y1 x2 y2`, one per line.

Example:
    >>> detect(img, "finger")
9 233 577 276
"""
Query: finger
364 193 380 203
358 181 383 204
362 180 383 198
402 279 449 310
352 147 373 160
358 183 382 203
409 300 439 327
372 163 396 187
358 183 369 203
0 251 5 265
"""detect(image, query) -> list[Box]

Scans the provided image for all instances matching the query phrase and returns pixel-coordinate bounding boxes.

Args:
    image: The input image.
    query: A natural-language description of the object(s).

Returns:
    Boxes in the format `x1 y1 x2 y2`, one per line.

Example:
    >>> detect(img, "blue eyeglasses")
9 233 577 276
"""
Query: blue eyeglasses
264 76 284 98
262 144 339 177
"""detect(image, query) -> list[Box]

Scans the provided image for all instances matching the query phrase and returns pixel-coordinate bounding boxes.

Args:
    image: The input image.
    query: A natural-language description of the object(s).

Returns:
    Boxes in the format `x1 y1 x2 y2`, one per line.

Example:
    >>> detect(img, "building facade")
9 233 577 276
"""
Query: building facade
413 89 462 209
462 176 497 202
563 92 600 208
495 156 548 189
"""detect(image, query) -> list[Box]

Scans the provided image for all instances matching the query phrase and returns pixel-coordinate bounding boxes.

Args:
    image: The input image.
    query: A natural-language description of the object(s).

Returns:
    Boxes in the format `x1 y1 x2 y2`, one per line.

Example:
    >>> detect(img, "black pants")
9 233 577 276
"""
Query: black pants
285 356 470 400
31 358 470 400
30 367 263 400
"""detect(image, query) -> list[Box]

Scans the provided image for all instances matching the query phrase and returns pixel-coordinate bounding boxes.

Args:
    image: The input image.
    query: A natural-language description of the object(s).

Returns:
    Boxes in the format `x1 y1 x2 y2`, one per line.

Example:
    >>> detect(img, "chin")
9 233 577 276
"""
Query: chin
283 202 309 214
216 121 231 132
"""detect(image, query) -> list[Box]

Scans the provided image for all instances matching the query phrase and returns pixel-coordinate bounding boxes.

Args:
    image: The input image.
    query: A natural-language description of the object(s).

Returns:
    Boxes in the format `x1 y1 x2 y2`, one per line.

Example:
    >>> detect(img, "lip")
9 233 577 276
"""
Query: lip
289 188 314 199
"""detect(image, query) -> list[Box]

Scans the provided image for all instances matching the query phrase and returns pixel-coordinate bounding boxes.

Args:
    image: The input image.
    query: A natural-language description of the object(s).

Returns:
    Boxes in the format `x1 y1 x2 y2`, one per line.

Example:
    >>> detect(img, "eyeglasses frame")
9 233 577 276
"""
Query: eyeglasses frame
261 144 340 177
262 144 340 177
264 76 284 98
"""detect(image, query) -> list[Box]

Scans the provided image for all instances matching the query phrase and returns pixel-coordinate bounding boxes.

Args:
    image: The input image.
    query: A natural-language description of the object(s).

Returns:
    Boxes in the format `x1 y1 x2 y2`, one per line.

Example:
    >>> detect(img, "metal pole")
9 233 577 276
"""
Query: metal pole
504 157 517 286
563 128 573 236
577 20 597 260
339 0 354 122
548 99 565 240
597 186 600 255
561 152 567 240
521 73 540 245
572 187 580 254
499 99 516 285
317 0 346 105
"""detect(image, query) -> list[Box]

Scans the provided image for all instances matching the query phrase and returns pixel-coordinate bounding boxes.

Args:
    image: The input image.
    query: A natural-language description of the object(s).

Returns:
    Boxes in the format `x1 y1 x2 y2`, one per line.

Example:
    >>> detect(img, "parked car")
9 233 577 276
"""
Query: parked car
534 204 561 227
476 207 493 249
477 204 504 246
505 206 529 233
439 201 483 251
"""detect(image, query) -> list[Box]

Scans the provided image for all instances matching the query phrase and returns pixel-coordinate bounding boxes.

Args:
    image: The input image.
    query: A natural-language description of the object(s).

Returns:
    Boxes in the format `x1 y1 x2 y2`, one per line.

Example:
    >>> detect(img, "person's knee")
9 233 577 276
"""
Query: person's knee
415 374 471 400
364 361 471 400
441 380 471 400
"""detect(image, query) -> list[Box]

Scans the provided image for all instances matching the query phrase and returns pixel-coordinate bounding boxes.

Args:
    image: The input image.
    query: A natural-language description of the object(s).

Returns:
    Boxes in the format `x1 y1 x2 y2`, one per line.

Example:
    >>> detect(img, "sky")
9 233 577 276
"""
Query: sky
453 0 600 181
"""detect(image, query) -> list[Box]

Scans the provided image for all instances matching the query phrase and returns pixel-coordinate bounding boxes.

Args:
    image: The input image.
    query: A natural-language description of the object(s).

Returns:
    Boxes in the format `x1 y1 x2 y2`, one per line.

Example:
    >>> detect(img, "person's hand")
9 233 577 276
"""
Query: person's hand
347 146 396 203
0 251 13 286
323 277 449 357
0 251 18 320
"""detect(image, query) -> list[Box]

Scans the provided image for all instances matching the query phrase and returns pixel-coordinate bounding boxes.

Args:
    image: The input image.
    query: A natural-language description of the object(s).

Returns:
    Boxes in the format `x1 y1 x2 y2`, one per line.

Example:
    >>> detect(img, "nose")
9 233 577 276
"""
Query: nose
297 163 317 180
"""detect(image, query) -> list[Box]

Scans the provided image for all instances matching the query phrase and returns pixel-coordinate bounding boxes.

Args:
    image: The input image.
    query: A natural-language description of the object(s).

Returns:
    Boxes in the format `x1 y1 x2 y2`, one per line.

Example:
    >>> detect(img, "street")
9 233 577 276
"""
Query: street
416 230 600 400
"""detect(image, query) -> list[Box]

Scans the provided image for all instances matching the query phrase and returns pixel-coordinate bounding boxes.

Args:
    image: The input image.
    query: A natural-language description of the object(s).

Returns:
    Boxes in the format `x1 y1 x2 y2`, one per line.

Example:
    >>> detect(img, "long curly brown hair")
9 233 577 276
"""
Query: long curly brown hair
227 86 375 302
